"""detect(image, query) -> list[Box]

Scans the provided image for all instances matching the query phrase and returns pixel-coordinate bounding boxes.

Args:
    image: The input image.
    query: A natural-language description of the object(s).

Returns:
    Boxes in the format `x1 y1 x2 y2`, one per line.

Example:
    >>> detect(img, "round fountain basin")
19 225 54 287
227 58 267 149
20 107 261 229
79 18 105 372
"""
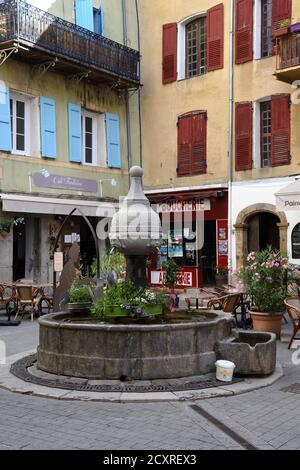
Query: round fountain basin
37 311 232 380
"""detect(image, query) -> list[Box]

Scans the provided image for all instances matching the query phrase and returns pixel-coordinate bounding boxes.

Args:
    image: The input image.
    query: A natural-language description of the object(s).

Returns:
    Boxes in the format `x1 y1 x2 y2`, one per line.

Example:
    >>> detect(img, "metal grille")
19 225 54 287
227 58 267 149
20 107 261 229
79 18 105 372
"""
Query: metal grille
10 355 243 394
261 100 272 168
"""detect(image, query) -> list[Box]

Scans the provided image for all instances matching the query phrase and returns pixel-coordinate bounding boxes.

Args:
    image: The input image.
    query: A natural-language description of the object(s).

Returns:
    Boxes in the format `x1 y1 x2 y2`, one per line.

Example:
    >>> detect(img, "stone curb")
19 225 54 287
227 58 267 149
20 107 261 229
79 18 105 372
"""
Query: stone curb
0 350 283 403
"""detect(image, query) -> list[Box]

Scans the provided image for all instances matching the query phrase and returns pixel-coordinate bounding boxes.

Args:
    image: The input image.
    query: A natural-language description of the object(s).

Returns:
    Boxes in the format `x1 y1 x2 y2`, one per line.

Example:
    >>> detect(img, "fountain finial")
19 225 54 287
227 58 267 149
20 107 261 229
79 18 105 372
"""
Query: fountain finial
130 166 143 178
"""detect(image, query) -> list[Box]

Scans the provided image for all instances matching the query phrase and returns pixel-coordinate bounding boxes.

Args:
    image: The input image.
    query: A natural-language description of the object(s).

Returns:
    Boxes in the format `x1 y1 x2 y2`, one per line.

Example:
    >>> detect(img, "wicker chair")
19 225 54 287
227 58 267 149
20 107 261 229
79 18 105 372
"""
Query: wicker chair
207 293 242 321
284 298 300 349
15 286 41 322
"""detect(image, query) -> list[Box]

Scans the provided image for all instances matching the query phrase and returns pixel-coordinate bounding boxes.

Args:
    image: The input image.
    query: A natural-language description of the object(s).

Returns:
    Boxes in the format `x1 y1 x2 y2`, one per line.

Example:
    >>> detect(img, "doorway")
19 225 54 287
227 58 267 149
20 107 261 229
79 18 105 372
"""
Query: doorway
13 220 26 281
247 212 280 253
202 220 217 285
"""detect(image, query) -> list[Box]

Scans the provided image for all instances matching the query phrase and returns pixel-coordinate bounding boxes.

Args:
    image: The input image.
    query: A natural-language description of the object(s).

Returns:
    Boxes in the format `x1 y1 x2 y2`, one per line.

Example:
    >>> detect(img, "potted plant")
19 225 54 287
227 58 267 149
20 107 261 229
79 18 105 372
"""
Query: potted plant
91 281 165 319
215 265 228 287
0 218 13 237
273 19 291 37
91 248 126 283
67 280 93 315
237 248 290 338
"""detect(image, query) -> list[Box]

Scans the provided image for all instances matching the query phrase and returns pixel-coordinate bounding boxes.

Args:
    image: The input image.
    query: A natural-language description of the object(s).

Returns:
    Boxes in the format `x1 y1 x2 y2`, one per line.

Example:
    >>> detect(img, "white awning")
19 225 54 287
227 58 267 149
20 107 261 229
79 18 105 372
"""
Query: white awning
0 194 118 218
275 179 300 211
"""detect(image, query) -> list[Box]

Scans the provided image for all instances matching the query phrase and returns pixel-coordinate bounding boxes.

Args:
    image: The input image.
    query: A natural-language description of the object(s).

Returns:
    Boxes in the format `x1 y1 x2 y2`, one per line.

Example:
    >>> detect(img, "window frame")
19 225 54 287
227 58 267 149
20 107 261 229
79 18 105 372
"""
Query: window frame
260 99 272 168
10 92 30 156
261 0 274 58
81 109 98 167
185 17 207 78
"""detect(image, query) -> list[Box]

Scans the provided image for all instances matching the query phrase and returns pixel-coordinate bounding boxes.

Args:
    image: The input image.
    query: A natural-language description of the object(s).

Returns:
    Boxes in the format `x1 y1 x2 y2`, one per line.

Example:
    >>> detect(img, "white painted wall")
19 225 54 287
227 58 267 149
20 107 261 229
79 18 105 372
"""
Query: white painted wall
231 176 300 269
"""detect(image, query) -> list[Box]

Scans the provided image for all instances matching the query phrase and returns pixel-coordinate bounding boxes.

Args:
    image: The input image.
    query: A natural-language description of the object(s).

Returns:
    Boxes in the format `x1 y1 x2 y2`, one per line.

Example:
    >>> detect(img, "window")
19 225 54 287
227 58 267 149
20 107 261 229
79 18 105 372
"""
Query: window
10 93 30 155
260 101 272 167
261 0 273 58
93 8 103 35
81 110 97 166
186 18 207 77
292 224 300 259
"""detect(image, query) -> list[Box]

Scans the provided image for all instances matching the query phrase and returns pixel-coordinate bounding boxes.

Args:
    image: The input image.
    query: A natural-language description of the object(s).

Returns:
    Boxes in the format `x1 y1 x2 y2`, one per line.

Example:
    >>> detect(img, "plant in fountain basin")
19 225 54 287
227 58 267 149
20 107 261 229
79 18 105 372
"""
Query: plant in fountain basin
237 247 290 337
67 280 94 314
91 281 168 319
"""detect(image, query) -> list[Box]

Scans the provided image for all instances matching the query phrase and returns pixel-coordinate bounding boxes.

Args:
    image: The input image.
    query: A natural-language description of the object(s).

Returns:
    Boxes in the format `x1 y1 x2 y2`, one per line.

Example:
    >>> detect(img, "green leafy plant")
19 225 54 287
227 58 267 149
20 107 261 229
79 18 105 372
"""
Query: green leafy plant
237 247 290 314
68 280 93 304
0 219 13 233
91 281 167 318
163 258 180 289
215 265 228 277
91 248 126 281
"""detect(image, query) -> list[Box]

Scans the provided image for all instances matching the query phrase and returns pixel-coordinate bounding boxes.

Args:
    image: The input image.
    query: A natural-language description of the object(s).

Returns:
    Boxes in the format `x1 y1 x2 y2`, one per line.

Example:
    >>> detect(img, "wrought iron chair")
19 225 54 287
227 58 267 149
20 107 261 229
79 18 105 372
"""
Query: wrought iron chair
284 298 300 349
0 284 17 320
207 293 242 323
15 286 41 322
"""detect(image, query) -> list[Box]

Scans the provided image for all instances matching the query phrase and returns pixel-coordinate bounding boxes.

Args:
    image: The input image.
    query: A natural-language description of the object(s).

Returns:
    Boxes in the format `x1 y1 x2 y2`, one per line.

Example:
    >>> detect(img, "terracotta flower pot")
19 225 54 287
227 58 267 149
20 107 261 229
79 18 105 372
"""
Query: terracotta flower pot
250 311 283 339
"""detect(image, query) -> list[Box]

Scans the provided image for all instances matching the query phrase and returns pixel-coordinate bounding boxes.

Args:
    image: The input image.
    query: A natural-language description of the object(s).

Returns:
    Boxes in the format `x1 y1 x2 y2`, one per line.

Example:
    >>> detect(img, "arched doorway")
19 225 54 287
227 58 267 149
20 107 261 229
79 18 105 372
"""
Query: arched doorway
247 212 280 253
234 204 288 269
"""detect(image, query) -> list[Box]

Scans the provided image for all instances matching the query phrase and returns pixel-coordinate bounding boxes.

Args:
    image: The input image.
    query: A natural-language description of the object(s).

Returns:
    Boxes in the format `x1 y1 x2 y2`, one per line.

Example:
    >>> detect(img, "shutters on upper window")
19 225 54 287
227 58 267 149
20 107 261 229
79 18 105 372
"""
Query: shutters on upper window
235 0 253 64
235 102 253 171
162 23 178 84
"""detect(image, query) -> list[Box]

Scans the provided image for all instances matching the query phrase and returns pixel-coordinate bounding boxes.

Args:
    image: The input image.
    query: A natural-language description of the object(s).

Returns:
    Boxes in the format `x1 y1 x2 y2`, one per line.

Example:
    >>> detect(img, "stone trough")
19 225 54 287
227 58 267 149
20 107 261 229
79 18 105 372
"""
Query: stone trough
215 330 277 376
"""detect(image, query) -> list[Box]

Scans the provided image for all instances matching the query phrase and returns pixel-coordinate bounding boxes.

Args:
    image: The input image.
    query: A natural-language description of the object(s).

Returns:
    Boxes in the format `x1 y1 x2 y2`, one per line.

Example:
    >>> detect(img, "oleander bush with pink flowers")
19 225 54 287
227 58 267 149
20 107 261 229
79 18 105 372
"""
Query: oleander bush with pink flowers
237 247 290 314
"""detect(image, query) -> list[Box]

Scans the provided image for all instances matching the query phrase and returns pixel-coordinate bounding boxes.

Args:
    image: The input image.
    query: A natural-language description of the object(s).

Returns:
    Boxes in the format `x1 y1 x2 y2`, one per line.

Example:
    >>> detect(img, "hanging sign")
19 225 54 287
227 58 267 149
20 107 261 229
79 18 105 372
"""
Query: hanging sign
54 252 64 273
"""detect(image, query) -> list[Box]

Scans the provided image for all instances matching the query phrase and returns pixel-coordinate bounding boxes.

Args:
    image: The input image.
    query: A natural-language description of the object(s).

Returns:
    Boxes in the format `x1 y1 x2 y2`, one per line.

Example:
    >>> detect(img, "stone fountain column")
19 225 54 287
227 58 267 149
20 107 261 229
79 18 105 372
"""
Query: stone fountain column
109 166 162 289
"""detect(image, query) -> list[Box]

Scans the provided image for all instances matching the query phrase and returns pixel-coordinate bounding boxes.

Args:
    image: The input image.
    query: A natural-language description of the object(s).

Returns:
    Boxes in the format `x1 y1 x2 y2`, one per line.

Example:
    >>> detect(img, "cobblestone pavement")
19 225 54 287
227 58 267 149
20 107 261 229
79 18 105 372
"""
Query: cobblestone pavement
0 318 300 450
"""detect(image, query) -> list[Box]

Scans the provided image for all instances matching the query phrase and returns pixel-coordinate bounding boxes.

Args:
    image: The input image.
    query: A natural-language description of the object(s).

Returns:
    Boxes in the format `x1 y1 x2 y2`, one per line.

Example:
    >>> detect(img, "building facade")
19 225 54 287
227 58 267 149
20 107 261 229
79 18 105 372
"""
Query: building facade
0 0 141 282
139 0 300 286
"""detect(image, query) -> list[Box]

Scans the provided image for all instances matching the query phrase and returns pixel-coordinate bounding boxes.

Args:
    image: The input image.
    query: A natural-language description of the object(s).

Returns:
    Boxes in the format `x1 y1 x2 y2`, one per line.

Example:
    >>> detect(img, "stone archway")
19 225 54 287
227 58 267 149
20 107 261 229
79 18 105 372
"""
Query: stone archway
234 203 289 269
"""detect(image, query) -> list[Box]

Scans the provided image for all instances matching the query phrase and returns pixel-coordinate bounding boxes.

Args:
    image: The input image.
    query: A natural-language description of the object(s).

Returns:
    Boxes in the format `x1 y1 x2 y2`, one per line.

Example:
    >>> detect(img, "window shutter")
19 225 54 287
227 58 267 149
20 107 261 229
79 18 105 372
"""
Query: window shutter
75 0 94 31
177 114 192 176
271 94 291 167
235 0 253 64
177 112 207 176
272 0 292 33
162 23 177 84
192 112 207 174
93 7 104 35
106 113 121 169
207 3 224 72
68 103 82 163
235 102 253 171
0 82 12 152
40 97 56 159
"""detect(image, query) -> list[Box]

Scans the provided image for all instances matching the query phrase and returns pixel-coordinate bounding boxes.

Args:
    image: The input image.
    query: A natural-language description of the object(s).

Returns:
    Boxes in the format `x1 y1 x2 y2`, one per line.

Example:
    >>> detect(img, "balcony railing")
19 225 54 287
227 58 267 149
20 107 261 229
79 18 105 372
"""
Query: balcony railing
0 0 140 86
277 33 300 71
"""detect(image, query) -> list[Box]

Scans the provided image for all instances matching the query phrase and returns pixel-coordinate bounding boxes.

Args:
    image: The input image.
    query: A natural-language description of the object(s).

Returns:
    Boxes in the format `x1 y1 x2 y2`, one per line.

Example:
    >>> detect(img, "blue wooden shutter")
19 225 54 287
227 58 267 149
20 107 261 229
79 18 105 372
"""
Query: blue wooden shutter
106 113 121 168
0 82 12 152
40 97 56 158
68 103 82 163
75 0 94 31
93 8 104 35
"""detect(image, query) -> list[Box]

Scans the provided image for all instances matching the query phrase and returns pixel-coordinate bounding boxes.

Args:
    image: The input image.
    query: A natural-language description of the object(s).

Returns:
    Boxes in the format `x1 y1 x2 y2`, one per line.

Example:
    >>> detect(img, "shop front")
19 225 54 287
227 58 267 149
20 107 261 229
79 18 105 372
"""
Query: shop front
147 189 228 289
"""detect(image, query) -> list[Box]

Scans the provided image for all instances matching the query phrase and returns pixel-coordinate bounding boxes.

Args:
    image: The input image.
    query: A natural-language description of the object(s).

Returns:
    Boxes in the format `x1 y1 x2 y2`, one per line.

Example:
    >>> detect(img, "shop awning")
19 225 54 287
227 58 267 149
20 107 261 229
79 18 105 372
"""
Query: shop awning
0 194 118 218
275 179 300 211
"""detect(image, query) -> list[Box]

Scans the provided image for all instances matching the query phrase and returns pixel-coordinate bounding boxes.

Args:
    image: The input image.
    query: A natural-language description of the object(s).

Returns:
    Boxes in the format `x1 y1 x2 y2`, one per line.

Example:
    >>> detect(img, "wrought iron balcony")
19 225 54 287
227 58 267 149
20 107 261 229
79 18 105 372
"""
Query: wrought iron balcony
0 0 140 88
275 32 300 84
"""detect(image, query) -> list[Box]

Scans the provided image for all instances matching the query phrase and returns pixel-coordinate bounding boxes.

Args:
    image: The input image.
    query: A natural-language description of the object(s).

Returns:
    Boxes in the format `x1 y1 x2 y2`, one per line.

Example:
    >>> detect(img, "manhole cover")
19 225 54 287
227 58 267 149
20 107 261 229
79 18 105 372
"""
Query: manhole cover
10 355 243 393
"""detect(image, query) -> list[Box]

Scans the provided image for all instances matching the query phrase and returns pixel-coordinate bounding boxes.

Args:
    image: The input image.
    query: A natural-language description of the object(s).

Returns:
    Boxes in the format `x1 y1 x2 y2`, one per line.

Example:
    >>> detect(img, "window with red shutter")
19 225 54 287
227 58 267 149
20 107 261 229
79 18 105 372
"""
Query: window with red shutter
235 0 253 64
162 23 177 84
271 94 291 167
207 3 224 72
272 0 292 34
235 102 253 171
177 111 207 176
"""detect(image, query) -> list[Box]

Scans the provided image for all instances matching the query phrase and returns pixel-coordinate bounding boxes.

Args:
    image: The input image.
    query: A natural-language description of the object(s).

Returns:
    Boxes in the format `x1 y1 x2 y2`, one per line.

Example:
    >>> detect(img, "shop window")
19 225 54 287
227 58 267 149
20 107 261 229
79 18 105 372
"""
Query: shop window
186 17 207 78
292 224 300 259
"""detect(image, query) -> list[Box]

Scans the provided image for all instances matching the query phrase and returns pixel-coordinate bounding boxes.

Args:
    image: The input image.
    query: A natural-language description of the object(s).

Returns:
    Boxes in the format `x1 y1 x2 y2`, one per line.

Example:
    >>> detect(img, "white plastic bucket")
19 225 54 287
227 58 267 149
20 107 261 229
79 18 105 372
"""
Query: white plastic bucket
215 360 236 383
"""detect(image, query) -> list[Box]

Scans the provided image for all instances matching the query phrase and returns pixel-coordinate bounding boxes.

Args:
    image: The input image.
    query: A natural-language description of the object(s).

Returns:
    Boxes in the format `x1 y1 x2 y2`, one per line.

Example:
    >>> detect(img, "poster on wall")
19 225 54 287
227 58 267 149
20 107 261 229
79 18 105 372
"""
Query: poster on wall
168 230 183 258
217 220 228 266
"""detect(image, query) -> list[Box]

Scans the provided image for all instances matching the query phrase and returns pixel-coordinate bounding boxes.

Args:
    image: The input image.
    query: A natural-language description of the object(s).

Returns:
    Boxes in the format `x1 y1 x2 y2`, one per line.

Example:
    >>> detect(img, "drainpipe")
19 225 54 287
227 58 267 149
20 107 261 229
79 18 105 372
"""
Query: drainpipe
122 0 132 185
135 0 143 168
228 0 235 282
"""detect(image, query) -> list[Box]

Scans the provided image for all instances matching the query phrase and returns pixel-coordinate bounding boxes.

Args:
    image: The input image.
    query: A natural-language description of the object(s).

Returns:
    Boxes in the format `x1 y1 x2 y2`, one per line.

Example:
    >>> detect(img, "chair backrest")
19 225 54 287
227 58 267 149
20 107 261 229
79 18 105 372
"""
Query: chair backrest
17 286 33 301
284 298 300 321
222 294 242 313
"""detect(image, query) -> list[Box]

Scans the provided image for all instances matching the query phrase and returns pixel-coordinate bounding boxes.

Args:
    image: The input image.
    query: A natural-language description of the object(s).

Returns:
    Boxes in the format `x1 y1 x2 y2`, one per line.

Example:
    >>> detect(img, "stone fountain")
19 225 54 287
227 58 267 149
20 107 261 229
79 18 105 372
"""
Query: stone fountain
37 167 232 380
110 166 162 288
